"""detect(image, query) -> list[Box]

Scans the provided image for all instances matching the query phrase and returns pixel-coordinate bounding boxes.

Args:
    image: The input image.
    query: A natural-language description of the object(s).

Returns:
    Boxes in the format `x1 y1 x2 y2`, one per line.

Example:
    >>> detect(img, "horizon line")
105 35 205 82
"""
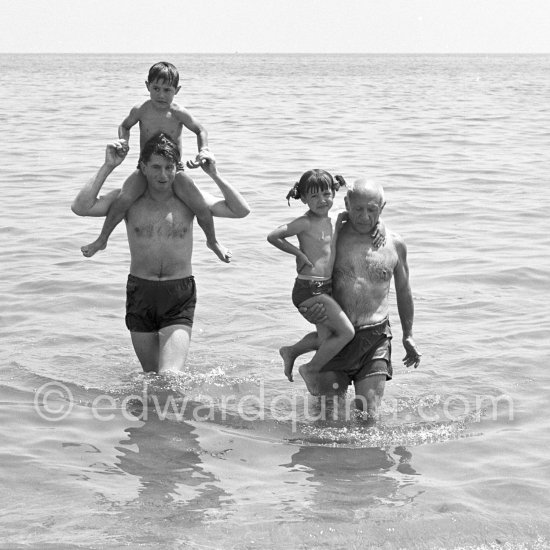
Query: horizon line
1 51 549 55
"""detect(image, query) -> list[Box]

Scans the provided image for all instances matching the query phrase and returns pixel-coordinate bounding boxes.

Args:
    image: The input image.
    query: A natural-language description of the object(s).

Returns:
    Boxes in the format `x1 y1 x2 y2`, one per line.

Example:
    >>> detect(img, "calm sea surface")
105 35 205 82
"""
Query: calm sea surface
1 54 549 549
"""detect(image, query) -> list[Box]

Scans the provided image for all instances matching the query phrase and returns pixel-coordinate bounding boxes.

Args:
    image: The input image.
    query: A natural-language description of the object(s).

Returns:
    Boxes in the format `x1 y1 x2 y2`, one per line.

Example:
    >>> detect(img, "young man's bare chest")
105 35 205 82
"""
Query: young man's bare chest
127 197 193 241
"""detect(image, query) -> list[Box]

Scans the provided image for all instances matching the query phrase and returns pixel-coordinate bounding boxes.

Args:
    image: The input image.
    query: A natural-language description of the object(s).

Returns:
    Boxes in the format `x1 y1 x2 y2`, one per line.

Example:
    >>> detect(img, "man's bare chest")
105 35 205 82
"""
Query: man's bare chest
127 200 192 240
336 237 397 283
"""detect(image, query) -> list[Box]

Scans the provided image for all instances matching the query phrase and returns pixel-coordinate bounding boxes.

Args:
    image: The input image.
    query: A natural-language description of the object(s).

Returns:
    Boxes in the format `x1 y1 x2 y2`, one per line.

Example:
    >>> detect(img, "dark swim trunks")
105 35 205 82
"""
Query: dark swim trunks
125 274 197 332
291 277 332 308
320 317 393 383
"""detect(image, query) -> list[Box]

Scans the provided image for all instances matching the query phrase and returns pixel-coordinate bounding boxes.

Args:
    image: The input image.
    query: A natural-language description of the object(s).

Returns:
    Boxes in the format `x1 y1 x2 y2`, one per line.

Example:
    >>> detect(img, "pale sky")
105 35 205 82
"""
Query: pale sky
1 0 549 54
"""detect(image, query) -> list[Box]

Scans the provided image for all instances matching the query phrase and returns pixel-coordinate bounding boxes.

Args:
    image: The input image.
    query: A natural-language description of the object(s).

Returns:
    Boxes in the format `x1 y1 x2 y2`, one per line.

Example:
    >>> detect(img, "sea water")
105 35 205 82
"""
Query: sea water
0 53 549 549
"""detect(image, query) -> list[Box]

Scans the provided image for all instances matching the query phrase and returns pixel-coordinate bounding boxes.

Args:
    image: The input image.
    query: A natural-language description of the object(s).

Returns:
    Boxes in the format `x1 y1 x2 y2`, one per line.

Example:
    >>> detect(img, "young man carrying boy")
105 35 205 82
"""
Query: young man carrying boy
72 134 250 373
81 61 231 263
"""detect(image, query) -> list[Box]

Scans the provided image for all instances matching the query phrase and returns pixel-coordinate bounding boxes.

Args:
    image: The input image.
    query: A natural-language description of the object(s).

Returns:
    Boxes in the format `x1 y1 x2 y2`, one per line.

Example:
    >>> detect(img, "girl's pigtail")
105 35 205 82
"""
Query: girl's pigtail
286 182 300 205
334 175 346 191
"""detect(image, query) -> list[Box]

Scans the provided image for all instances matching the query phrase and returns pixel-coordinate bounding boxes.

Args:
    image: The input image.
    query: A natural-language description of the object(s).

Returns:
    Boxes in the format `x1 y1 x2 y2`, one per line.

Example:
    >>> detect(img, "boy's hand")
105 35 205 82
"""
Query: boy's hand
105 140 128 168
117 139 129 156
198 149 218 176
371 220 386 249
186 147 212 169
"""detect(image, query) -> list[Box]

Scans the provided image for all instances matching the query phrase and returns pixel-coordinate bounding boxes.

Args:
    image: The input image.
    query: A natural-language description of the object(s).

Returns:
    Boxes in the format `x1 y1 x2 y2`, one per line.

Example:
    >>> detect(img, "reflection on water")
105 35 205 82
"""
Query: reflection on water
284 444 421 521
115 412 230 523
111 405 426 531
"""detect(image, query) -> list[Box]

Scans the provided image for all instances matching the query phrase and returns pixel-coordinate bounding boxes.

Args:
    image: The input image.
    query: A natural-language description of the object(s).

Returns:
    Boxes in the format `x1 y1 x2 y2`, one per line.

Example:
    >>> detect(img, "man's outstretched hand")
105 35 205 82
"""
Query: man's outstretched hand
402 336 421 369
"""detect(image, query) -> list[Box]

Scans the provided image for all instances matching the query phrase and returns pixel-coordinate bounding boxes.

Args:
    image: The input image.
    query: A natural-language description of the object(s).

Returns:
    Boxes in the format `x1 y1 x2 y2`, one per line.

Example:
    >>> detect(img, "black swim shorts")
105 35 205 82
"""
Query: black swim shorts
291 277 332 308
125 274 197 332
320 317 393 383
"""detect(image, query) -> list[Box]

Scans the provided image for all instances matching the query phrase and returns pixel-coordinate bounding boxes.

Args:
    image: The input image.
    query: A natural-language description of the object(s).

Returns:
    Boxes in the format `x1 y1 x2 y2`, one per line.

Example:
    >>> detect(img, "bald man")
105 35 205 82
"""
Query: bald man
296 178 421 422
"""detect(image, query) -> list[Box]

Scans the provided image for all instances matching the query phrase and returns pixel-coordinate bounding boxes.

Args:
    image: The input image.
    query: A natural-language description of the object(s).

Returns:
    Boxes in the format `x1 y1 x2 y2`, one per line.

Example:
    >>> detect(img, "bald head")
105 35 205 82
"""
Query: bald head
344 178 386 234
346 178 385 207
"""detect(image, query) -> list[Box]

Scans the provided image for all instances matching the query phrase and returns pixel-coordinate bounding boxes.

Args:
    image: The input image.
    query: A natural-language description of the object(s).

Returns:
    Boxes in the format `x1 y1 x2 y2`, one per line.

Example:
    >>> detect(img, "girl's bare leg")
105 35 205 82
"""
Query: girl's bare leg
297 294 354 395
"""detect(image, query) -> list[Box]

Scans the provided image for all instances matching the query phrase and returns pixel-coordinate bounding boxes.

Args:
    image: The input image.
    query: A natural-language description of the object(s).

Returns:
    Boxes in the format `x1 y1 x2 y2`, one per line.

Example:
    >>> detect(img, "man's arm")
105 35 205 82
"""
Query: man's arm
71 141 127 217
198 151 250 219
393 234 421 368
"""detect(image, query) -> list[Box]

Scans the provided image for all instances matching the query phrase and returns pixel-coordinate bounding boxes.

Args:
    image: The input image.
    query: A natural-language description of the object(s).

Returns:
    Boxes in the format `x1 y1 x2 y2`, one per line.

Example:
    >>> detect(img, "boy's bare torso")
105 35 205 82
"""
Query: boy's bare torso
137 100 185 152
332 224 399 326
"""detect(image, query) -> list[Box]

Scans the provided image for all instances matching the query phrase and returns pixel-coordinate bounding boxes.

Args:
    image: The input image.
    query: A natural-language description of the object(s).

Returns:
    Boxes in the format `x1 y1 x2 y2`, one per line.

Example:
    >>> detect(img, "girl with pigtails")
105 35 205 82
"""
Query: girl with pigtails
268 169 384 395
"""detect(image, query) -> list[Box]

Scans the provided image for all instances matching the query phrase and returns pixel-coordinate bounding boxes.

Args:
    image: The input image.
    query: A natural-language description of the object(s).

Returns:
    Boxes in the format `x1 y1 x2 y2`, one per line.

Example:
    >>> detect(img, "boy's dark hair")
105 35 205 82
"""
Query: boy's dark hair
139 132 181 165
286 169 346 204
147 61 179 88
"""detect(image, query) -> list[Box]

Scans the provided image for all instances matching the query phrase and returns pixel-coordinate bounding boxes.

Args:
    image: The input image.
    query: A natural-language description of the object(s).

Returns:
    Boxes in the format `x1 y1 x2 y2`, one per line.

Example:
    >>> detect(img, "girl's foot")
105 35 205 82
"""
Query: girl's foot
279 346 297 381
